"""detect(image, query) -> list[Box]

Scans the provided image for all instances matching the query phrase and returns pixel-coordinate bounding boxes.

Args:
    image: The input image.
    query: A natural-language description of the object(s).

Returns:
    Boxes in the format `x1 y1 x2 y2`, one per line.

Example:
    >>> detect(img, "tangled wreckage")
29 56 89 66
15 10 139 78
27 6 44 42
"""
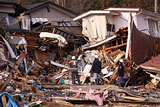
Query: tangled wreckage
0 1 160 106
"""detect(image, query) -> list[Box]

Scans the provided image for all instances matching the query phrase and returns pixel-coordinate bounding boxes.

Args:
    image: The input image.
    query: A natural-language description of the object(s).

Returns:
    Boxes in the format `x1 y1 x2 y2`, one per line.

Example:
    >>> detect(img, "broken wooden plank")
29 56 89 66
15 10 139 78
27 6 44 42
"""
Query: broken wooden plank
14 81 36 92
55 100 73 107
110 49 121 57
65 89 86 93
48 96 84 100
50 60 70 69
2 95 7 107
82 35 117 50
110 51 125 69
109 67 118 83
101 76 110 84
80 64 92 84
105 43 127 51
0 51 25 92
120 96 146 102
36 90 45 95
140 65 160 73
27 101 42 106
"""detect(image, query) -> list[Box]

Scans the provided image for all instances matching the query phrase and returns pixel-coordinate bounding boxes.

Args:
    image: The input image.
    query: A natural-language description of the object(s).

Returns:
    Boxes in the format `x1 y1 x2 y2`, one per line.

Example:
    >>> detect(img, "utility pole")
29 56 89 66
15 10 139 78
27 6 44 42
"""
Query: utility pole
155 0 158 13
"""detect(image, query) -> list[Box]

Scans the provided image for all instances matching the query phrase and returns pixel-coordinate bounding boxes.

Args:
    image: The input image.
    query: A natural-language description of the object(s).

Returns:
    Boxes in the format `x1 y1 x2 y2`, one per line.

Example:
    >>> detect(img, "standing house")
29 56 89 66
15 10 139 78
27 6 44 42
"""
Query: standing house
73 8 160 43
22 1 80 31
0 1 23 30
21 1 85 51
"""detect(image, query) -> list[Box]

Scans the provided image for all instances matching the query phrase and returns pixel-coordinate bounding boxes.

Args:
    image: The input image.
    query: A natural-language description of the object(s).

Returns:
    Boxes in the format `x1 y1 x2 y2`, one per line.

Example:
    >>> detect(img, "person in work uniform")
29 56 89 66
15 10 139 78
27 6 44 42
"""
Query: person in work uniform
91 55 101 85
117 59 125 87
69 56 80 85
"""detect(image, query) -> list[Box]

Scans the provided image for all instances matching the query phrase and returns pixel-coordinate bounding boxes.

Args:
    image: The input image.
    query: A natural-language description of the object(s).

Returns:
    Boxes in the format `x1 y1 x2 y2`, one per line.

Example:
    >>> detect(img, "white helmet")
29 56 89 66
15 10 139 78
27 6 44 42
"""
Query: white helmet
95 55 98 58
72 56 76 60
119 59 123 63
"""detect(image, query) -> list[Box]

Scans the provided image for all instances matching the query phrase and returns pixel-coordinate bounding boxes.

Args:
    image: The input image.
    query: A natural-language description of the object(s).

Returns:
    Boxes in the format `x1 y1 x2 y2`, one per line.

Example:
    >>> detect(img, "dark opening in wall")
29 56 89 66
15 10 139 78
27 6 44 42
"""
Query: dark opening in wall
47 7 50 12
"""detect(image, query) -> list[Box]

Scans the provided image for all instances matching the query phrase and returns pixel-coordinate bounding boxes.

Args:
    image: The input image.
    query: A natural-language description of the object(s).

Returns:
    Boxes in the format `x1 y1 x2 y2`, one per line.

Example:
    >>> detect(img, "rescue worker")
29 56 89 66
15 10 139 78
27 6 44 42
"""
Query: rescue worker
117 59 125 87
91 55 101 85
69 56 80 85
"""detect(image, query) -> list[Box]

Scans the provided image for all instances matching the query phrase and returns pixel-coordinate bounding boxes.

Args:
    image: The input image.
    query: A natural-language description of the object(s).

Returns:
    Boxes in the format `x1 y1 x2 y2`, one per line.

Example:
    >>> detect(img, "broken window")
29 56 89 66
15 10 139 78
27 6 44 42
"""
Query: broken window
148 19 159 37
107 23 115 32
106 23 115 36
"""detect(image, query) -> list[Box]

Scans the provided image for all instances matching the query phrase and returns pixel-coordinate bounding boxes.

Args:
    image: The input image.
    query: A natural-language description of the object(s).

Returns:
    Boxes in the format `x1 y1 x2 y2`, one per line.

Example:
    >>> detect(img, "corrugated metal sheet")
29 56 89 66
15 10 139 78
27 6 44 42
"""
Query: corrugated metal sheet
140 54 160 69
131 23 160 64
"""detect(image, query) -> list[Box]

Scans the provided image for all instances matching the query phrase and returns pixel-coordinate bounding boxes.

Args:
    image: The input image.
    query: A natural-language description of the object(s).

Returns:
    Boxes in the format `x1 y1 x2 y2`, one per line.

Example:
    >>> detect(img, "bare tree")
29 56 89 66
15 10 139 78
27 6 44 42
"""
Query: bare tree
49 0 66 7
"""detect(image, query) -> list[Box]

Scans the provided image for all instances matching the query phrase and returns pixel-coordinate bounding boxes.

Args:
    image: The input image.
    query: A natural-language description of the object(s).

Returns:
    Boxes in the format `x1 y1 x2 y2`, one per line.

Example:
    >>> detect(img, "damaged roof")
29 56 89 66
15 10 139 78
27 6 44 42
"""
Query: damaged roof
0 1 18 14
73 10 120 21
25 1 77 16
74 7 160 21
140 54 160 69
0 1 18 5
106 7 160 18
0 1 25 15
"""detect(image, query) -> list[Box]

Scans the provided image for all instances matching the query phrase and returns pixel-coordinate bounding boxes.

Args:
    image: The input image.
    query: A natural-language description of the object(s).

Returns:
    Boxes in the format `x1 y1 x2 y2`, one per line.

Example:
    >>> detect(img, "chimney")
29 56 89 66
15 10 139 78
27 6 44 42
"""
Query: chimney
155 0 158 13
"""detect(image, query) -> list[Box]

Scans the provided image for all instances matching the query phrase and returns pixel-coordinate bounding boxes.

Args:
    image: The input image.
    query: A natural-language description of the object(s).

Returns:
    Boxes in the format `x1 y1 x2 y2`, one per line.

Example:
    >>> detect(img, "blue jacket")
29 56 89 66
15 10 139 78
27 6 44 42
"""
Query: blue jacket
92 58 101 73
118 63 124 77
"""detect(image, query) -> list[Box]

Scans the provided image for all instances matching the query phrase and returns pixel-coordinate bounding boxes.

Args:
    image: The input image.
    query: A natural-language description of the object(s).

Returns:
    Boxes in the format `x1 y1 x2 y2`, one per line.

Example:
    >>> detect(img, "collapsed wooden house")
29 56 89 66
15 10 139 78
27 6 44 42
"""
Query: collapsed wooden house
73 8 160 86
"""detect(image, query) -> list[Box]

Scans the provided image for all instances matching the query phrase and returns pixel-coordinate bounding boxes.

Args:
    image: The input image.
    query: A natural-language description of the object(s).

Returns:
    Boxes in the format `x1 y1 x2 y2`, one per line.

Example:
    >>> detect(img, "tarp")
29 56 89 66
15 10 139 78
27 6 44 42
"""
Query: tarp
131 23 160 64
0 92 18 107
39 32 68 47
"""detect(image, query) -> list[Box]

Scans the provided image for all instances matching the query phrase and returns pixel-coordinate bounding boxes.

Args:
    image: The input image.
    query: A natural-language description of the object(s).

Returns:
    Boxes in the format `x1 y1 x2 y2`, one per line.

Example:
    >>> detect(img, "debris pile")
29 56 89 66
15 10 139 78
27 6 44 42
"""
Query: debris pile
0 1 160 106
0 26 160 106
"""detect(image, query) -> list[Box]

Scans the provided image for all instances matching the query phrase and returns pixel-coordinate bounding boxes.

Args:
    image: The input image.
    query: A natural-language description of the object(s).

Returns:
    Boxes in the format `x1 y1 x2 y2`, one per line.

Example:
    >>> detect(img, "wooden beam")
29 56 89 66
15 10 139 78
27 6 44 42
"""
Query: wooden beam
140 65 160 73
101 76 110 83
65 89 86 93
121 96 146 102
2 95 7 107
48 96 84 100
52 28 56 33
0 51 26 92
105 43 127 51
125 12 132 59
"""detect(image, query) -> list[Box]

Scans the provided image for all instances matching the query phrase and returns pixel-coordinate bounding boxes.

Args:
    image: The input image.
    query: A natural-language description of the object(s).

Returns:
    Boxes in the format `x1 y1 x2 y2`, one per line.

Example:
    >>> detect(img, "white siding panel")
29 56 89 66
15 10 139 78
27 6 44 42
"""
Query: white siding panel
30 6 73 23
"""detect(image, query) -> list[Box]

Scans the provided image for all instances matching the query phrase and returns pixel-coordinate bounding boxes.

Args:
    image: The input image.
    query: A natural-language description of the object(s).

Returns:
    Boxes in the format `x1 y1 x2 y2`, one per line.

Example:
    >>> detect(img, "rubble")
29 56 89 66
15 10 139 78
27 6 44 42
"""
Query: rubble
0 2 160 106
0 25 160 106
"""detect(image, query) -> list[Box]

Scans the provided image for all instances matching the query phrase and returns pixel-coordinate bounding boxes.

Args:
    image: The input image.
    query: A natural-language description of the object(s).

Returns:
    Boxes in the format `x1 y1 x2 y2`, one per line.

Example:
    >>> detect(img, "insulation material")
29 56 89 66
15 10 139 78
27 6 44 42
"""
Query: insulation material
39 32 68 47
95 15 107 41
82 18 95 43
82 15 107 44
32 18 48 24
